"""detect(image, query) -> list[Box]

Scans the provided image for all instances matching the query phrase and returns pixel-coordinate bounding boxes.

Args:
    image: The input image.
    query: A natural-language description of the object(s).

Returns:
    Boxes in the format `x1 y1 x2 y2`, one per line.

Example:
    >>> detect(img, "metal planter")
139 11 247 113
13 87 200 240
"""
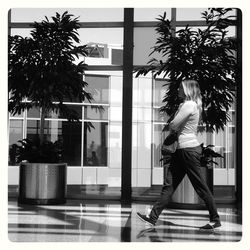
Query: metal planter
18 163 67 205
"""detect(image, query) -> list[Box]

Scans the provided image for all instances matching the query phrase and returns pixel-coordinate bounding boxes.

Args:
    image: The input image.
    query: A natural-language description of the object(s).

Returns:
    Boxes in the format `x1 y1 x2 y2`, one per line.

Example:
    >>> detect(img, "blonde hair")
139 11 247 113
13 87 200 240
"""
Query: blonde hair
181 79 202 111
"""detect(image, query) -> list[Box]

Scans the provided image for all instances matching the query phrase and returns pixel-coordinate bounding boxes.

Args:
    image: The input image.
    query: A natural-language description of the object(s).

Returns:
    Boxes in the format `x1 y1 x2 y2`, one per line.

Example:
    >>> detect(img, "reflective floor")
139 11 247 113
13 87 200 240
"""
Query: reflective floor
8 199 242 242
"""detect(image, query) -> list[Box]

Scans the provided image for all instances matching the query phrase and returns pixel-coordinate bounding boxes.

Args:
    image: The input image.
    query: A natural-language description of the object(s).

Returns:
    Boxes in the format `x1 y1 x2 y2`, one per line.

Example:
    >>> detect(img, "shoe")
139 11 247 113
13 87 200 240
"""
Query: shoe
137 212 156 226
200 221 221 230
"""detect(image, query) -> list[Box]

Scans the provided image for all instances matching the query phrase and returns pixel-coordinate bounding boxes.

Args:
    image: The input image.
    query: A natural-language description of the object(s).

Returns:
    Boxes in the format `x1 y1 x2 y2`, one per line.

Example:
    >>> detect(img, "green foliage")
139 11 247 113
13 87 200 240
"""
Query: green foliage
9 11 92 118
8 11 100 163
200 143 224 169
135 8 238 132
13 138 63 164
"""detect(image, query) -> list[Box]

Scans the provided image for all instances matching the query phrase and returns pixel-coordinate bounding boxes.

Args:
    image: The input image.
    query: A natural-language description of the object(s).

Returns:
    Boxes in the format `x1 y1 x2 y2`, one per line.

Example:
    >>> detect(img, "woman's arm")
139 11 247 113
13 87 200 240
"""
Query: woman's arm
169 101 195 131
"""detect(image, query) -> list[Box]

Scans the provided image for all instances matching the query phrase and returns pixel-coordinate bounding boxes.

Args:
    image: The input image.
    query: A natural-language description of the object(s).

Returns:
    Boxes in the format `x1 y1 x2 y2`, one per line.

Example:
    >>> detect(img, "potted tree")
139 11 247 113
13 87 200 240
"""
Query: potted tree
8 11 94 204
135 8 238 150
135 8 238 201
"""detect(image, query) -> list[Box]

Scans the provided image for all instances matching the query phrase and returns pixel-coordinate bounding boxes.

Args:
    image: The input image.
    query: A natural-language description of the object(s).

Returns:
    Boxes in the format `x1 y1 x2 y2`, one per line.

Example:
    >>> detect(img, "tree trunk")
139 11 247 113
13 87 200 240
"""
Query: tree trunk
40 106 46 144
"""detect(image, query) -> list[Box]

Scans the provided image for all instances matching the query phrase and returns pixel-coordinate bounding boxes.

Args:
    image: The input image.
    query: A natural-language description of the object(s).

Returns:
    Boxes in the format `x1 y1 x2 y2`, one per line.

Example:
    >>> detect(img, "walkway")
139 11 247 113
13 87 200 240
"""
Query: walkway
8 199 242 242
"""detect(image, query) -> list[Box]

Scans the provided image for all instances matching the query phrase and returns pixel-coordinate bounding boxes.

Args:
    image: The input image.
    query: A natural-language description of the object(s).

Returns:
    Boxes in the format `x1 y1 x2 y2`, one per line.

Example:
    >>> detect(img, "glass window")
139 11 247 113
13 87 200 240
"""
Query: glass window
11 28 123 66
78 28 123 66
213 113 236 170
83 122 108 166
153 124 164 168
176 8 236 21
26 120 41 141
134 27 169 66
229 111 236 125
226 26 236 38
176 8 210 21
45 105 82 119
10 28 32 37
153 108 168 123
27 107 40 118
197 131 213 147
228 127 236 169
176 26 236 39
78 28 123 46
9 111 24 118
11 8 124 22
214 130 226 168
134 8 171 21
111 48 123 65
154 79 167 107
85 75 109 104
26 105 83 119
230 93 236 110
61 94 85 103
8 120 23 165
137 77 152 107
26 120 82 166
59 121 82 166
152 78 170 168
84 106 108 120
153 79 169 122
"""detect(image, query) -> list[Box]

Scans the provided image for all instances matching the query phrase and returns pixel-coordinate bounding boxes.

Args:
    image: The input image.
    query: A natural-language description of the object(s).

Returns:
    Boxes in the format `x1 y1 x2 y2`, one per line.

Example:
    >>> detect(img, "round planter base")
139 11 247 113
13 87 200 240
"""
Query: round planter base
18 197 66 205
18 163 67 205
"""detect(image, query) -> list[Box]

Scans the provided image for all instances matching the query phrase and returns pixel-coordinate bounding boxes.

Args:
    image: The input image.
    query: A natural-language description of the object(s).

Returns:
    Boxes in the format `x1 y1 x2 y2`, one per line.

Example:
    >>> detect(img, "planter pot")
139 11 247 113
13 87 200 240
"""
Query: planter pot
18 163 67 205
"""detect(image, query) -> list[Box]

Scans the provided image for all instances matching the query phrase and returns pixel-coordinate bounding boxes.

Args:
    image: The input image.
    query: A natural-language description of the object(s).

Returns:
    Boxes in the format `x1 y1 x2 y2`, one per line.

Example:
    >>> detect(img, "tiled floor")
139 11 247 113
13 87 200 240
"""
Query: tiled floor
8 199 242 242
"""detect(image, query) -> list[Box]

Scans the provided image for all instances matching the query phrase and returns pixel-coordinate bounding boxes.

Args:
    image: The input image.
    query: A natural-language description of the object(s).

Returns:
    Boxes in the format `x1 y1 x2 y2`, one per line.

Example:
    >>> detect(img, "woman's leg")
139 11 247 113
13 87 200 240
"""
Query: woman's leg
149 151 186 223
180 146 220 223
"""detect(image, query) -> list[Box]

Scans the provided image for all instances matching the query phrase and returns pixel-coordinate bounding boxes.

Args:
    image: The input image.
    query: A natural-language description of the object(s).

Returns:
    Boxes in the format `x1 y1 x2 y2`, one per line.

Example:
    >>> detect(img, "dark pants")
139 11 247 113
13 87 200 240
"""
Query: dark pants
149 145 220 223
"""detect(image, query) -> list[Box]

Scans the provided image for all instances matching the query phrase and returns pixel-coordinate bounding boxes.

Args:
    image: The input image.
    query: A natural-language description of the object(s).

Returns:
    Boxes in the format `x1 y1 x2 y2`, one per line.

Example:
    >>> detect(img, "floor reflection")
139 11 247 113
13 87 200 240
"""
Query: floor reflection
8 200 242 242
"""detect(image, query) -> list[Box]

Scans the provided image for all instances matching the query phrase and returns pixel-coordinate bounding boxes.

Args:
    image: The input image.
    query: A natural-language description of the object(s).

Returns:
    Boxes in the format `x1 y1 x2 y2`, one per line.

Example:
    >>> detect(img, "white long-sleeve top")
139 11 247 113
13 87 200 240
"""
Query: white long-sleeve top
169 100 200 149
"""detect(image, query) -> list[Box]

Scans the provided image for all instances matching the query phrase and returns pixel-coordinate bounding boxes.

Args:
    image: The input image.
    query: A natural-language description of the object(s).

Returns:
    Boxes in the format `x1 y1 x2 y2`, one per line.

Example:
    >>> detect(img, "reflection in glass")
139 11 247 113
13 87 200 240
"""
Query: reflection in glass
176 8 236 21
85 75 109 104
229 111 236 124
153 124 164 168
45 105 82 119
137 77 152 107
134 27 168 65
26 104 82 118
60 121 82 166
197 130 212 146
26 120 82 166
9 111 24 118
133 108 152 122
26 120 41 141
153 108 168 122
153 79 170 168
27 106 40 118
8 120 23 165
154 79 167 107
11 8 124 22
83 122 108 166
84 106 108 120
176 8 210 21
83 43 123 66
228 127 236 169
78 28 123 48
214 130 225 168
10 28 32 37
176 26 236 39
62 95 84 103
134 8 171 21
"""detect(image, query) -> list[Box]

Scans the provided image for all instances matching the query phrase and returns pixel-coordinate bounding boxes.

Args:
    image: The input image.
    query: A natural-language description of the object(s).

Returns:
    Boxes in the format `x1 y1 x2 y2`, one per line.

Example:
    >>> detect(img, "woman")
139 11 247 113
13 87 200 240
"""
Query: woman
137 79 221 230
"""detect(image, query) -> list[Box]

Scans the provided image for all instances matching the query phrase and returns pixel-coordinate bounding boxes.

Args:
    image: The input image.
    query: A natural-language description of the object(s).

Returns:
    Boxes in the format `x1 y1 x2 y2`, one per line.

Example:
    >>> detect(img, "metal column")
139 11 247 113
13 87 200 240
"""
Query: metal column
121 8 134 202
